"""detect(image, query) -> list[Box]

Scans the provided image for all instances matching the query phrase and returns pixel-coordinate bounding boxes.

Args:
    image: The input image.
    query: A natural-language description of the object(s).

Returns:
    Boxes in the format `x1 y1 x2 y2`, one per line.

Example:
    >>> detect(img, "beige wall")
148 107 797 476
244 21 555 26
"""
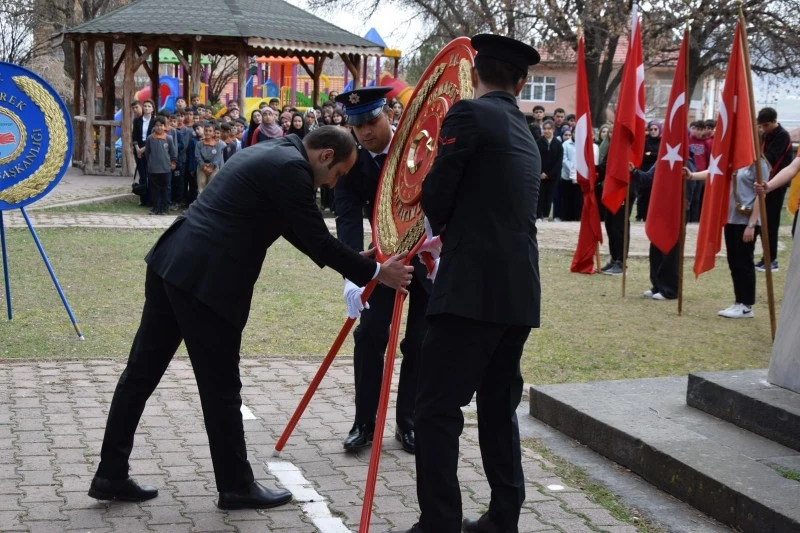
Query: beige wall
518 66 577 115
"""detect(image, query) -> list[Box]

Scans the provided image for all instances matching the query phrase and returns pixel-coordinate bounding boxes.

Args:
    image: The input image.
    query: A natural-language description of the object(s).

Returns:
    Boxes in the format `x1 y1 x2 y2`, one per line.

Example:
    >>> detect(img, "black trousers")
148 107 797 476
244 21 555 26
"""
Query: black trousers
637 185 651 221
135 153 150 206
415 314 530 533
725 224 757 306
537 177 556 219
605 201 631 262
649 243 679 299
96 267 254 492
756 184 788 262
148 172 169 214
558 180 583 221
352 261 429 431
686 180 704 223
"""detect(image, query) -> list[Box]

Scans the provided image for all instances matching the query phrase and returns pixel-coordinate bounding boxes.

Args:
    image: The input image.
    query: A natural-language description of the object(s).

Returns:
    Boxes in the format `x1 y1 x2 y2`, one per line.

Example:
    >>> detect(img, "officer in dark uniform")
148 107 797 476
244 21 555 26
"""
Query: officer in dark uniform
391 35 542 533
334 87 432 454
87 127 414 510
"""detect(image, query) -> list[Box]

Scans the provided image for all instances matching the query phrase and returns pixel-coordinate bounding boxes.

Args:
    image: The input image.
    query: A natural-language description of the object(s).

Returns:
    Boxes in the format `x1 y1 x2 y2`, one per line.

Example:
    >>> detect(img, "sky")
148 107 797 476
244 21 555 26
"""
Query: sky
284 0 424 56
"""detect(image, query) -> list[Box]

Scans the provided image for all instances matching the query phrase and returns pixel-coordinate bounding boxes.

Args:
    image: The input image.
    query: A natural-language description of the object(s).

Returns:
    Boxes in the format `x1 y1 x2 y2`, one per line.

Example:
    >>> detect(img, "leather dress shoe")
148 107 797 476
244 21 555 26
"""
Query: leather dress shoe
88 476 158 502
462 513 505 533
343 423 374 451
395 428 415 454
217 481 292 510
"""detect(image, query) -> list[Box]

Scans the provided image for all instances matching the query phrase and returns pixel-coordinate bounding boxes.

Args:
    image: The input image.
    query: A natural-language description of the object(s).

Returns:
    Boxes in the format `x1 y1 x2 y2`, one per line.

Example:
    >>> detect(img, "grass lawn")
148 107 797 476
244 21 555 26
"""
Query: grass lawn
0 227 787 385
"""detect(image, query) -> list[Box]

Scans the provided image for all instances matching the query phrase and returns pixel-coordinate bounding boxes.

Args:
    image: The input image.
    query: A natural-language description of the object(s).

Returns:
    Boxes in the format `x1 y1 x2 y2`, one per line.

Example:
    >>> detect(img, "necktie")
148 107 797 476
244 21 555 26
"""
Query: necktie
374 153 387 169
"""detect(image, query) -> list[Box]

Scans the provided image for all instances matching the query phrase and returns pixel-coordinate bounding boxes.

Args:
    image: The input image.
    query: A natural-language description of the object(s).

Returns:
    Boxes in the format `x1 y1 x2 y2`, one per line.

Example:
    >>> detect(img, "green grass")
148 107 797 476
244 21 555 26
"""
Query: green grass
0 227 790 387
524 438 666 533
775 466 800 482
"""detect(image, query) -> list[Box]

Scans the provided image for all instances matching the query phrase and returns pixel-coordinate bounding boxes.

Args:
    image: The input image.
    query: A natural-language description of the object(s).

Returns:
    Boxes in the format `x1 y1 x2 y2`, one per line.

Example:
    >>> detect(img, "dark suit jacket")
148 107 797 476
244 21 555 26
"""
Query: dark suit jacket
334 147 383 252
146 135 377 331
132 115 155 149
421 91 541 327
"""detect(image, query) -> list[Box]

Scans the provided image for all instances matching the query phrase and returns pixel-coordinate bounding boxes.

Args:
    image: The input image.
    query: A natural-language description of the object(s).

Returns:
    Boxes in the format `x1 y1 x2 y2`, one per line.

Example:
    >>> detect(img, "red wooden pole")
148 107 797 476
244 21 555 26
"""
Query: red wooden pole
273 279 378 455
358 290 406 533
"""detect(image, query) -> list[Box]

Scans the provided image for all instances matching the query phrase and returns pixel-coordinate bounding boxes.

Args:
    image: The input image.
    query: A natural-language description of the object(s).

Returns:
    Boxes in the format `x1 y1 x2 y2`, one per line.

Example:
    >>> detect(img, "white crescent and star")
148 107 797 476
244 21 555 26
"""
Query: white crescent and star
707 153 723 184
661 143 683 170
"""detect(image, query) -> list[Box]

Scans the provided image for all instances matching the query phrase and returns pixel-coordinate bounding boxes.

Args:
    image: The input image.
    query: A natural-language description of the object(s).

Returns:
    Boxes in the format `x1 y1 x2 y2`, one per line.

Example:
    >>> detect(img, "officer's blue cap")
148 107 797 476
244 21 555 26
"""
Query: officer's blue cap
335 86 392 126
471 34 540 72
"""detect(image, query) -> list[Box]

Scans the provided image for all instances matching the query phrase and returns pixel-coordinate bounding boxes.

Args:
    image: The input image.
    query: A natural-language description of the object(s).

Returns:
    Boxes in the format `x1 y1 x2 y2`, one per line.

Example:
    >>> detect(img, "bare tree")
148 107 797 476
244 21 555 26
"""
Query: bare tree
206 55 240 106
0 2 37 65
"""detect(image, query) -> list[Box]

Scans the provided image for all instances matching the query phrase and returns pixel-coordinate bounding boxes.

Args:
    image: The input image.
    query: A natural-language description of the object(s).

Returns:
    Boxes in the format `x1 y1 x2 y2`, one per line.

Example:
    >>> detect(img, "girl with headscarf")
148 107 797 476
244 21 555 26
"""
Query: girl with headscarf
287 112 307 139
279 111 293 136
255 107 284 143
244 110 262 148
304 108 319 132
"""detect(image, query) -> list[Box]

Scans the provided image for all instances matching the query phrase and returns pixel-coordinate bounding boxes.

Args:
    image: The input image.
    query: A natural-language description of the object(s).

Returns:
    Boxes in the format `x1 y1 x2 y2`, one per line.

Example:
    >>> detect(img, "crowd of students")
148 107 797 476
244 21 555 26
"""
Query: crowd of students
130 91 405 215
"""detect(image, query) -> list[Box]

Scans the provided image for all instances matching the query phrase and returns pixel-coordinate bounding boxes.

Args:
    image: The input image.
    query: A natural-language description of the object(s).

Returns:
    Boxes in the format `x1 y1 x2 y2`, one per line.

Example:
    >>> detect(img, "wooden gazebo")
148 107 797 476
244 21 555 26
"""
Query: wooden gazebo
62 0 385 175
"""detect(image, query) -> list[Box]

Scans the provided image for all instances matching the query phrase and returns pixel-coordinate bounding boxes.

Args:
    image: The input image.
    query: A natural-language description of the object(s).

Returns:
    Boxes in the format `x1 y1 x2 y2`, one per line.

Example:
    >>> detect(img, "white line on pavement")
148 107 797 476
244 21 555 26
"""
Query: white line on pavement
240 404 258 420
267 461 352 533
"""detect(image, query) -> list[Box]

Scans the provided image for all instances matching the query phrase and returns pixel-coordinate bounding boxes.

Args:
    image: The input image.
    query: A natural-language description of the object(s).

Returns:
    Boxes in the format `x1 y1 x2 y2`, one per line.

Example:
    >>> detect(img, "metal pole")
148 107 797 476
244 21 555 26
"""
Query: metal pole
0 211 11 320
274 280 378 455
20 208 84 340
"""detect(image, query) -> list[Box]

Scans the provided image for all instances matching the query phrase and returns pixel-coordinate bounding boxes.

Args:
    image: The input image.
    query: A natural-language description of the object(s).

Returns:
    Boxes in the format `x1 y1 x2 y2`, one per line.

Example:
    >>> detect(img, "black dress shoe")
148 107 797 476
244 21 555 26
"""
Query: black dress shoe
462 514 504 533
217 481 292 510
395 428 415 454
343 423 374 452
88 476 158 502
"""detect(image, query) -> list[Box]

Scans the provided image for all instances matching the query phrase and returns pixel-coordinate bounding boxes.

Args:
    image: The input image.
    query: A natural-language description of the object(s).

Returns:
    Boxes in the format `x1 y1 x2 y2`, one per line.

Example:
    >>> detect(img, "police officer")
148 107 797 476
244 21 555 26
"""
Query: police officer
334 87 432 455
391 35 542 533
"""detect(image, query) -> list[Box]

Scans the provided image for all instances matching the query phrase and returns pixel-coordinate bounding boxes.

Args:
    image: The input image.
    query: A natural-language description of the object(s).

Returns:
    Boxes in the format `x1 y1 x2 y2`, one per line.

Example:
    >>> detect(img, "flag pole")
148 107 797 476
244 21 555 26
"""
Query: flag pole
596 242 602 272
622 184 630 297
737 5 777 339
678 24 689 316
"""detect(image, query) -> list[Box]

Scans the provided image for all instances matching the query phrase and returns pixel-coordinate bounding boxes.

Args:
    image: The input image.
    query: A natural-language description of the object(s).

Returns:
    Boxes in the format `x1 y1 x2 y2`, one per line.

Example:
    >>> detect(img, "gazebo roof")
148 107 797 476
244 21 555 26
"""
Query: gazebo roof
63 0 385 56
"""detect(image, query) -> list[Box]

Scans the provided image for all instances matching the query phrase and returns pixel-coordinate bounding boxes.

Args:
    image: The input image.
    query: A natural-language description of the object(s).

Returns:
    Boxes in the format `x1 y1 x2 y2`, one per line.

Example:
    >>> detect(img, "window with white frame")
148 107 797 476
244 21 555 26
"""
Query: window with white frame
520 75 556 102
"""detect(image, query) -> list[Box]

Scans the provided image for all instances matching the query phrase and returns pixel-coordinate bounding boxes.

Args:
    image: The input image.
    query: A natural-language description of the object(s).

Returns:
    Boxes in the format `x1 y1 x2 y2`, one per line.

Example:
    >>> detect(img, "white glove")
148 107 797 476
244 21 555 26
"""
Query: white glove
424 215 435 240
428 257 440 282
343 279 369 319
417 235 442 260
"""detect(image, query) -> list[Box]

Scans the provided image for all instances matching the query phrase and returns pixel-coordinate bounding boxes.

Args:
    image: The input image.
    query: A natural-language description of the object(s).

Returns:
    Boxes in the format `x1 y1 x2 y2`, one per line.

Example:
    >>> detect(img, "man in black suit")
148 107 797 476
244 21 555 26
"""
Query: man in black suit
132 99 156 205
334 87 432 455
88 126 414 510
392 34 542 533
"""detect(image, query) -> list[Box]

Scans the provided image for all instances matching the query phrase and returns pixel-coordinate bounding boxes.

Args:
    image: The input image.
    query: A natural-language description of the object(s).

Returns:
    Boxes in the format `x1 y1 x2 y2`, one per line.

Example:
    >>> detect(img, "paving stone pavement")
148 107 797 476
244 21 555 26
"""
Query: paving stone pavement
0 357 638 533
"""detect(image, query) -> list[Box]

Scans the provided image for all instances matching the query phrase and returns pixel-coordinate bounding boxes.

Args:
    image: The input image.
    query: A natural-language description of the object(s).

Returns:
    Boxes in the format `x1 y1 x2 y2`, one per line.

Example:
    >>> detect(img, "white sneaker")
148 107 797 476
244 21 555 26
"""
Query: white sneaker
719 303 754 319
643 290 654 298
718 303 739 317
652 292 667 300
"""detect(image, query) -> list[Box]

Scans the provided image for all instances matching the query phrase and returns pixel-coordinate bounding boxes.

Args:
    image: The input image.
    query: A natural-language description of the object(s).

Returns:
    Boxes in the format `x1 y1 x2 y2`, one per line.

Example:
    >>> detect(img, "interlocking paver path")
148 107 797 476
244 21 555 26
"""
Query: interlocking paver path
0 358 636 533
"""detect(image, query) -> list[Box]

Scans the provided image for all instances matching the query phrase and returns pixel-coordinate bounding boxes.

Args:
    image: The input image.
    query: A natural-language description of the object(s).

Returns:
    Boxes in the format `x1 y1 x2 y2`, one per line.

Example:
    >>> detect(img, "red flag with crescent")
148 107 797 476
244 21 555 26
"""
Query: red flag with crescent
602 4 646 214
693 20 755 276
571 31 603 273
645 30 689 254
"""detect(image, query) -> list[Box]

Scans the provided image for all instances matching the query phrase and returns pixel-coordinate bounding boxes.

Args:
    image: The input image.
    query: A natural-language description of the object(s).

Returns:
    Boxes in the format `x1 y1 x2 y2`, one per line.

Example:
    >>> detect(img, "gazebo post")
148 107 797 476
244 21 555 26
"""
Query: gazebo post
362 55 367 87
72 40 82 117
238 46 247 111
341 54 361 90
121 39 135 177
191 40 201 100
150 47 160 109
394 58 399 79
103 40 115 173
312 55 326 106
84 39 96 174
182 50 190 100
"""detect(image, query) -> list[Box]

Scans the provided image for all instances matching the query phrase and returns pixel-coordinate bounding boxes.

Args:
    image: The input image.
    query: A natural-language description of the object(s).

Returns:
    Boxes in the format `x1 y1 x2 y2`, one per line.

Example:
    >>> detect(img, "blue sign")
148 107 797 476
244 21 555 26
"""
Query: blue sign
0 62 73 211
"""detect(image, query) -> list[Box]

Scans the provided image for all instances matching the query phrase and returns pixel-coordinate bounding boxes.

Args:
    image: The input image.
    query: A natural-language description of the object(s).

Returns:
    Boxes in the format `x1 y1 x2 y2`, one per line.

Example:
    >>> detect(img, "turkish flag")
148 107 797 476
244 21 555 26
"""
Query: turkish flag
645 30 689 254
602 5 646 214
693 20 755 276
571 32 603 274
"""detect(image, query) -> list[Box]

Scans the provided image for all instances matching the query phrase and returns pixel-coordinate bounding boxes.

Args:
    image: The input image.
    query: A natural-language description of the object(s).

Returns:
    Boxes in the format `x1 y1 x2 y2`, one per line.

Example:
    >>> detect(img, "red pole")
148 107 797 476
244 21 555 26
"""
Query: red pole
358 290 406 533
273 279 378 454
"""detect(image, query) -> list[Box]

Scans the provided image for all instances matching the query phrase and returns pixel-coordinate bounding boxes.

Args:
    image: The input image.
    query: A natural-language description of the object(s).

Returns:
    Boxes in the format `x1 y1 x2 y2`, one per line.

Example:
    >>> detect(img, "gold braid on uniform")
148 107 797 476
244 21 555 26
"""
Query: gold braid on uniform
377 64 446 254
0 76 68 204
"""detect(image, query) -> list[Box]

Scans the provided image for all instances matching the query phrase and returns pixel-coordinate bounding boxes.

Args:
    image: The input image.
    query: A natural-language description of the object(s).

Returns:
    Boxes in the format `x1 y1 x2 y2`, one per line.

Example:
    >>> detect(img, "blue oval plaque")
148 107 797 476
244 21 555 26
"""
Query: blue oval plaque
0 62 73 211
